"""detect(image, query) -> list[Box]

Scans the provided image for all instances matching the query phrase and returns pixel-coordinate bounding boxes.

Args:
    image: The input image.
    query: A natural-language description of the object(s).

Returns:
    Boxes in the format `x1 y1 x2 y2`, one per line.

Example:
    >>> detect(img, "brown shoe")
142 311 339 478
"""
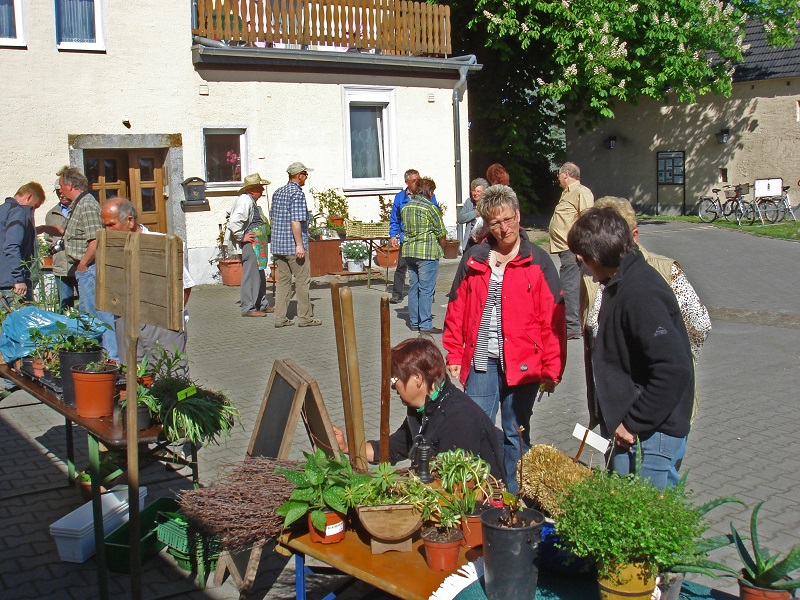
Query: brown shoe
243 310 269 317
420 326 444 335
264 307 275 313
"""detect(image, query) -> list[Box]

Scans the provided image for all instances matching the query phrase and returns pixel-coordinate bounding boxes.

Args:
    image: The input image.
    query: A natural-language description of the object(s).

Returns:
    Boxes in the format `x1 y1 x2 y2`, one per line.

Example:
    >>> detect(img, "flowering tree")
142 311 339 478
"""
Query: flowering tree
472 0 799 128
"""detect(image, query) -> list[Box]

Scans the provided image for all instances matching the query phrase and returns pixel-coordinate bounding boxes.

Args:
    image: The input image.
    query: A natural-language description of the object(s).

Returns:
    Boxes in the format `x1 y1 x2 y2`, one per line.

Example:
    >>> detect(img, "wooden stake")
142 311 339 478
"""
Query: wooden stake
340 286 367 471
379 295 391 463
330 283 355 465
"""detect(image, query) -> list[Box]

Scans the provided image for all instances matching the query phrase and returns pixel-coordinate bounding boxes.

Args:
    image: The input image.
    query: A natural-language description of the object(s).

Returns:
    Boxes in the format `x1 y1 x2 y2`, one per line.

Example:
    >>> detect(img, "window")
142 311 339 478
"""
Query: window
55 0 104 51
204 128 246 186
0 0 26 47
343 86 397 188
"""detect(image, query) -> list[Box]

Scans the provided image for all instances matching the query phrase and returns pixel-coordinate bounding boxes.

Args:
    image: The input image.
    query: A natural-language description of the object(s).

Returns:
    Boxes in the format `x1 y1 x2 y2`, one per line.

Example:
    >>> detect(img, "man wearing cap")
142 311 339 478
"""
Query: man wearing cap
269 162 321 327
45 179 78 310
227 173 273 317
0 182 46 302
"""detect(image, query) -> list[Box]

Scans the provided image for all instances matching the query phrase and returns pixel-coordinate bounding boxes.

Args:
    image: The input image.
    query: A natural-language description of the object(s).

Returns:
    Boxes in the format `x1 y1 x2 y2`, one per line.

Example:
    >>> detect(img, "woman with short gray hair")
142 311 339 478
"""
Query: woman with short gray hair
457 177 489 250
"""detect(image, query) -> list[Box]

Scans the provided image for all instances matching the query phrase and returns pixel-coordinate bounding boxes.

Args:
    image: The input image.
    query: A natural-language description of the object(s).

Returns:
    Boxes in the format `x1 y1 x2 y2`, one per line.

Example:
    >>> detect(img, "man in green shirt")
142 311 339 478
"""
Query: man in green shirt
400 177 446 334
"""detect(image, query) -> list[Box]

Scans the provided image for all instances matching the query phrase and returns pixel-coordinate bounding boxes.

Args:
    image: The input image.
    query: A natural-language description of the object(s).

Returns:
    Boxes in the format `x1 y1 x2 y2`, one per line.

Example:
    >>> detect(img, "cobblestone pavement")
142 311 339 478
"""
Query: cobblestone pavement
0 220 798 599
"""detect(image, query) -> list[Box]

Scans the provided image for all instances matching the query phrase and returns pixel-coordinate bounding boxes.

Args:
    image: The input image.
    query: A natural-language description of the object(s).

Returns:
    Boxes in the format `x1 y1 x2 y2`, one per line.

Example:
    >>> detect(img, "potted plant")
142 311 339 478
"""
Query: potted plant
374 195 399 267
209 214 243 286
50 312 107 407
275 448 353 544
151 376 239 446
555 469 707 600
341 240 369 272
28 327 56 378
420 496 465 571
37 234 54 268
72 360 119 418
311 188 349 227
75 451 126 501
120 383 161 430
700 502 800 600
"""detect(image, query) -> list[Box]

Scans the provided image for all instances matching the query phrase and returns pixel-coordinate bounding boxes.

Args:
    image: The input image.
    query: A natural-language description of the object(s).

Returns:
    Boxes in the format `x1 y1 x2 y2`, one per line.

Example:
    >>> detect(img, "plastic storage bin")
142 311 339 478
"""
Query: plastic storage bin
50 485 147 563
104 497 177 573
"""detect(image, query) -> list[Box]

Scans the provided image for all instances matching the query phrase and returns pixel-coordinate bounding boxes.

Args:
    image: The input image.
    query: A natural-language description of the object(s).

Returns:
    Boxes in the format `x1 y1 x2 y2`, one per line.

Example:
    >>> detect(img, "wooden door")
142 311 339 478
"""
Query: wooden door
85 151 128 202
129 150 166 233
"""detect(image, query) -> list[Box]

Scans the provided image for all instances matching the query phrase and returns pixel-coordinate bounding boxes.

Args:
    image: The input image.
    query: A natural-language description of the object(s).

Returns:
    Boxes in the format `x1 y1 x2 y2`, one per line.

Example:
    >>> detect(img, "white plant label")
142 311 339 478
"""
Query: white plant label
572 423 611 454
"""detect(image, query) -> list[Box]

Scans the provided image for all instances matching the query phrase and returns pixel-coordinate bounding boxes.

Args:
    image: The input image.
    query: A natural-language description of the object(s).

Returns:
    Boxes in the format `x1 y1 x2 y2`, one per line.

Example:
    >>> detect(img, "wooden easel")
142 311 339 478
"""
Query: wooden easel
96 229 184 600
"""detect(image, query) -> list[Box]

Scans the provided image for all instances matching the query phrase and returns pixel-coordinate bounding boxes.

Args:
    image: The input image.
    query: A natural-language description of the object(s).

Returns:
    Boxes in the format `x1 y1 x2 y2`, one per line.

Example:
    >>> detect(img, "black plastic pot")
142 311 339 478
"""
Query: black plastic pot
122 404 152 430
480 506 544 600
58 349 103 408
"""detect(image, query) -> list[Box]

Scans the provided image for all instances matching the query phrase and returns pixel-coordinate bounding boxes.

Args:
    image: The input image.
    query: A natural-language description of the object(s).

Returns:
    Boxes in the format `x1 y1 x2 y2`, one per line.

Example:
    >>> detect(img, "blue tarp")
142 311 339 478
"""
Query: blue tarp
0 306 105 363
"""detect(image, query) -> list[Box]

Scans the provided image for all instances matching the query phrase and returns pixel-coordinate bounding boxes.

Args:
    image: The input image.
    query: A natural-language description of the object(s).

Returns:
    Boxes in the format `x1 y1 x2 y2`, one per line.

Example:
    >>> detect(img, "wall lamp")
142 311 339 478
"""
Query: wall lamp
715 129 730 144
604 136 617 150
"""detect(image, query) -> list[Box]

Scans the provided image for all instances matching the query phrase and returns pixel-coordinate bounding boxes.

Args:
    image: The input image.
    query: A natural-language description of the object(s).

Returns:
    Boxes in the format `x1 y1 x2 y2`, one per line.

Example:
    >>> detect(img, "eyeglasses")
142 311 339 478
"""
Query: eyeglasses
299 171 309 177
488 214 517 231
390 376 398 387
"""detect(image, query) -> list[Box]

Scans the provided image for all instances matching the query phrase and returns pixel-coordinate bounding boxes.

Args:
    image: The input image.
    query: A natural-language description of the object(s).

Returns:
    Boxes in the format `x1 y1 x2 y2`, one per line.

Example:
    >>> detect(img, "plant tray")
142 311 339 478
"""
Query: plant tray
105 497 177 573
345 220 389 238
156 510 220 556
167 546 219 574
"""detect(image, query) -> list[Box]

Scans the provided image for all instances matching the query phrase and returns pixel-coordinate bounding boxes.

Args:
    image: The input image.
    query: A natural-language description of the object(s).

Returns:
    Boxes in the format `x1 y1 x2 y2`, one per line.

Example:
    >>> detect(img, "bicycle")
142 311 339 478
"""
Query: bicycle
754 195 781 224
698 184 755 225
774 184 797 222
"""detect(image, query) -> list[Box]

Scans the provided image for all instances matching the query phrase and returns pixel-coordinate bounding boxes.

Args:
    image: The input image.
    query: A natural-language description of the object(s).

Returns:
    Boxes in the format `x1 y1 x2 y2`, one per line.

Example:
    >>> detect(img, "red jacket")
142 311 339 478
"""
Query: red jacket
443 238 567 387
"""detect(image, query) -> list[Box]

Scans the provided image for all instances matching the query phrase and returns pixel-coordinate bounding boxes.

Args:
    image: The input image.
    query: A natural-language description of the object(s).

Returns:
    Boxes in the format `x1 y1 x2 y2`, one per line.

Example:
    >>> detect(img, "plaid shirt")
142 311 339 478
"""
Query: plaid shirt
63 191 102 263
269 181 308 255
400 195 446 260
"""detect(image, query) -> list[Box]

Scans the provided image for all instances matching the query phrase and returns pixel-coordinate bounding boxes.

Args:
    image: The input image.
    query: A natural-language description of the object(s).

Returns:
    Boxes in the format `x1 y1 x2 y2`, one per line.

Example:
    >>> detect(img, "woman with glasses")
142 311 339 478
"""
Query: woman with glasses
332 337 503 478
443 184 567 493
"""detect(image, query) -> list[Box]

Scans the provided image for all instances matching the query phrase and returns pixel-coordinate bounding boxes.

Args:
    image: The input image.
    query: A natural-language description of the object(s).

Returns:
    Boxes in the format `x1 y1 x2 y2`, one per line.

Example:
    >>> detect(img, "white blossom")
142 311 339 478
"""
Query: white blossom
619 79 626 88
536 78 546 86
628 4 638 12
601 35 609 45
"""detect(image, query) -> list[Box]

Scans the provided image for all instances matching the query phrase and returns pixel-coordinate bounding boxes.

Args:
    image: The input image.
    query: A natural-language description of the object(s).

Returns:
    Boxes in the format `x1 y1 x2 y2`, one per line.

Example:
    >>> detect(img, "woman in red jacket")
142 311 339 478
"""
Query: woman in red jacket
443 185 567 493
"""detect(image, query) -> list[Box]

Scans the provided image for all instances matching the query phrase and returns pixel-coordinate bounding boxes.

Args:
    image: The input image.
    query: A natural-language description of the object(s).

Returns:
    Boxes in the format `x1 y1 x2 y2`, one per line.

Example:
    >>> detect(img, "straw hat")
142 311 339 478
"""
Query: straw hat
238 173 270 194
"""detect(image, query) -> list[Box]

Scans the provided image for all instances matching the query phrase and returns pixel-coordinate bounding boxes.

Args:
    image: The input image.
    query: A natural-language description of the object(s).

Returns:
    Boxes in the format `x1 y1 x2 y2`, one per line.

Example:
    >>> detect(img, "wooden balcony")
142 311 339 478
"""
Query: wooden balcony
192 0 452 57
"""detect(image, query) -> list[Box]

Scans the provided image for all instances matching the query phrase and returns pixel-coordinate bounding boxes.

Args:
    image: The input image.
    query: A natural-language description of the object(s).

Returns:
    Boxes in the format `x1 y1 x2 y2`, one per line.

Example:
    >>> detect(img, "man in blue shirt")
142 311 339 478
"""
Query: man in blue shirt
389 168 439 304
270 162 322 328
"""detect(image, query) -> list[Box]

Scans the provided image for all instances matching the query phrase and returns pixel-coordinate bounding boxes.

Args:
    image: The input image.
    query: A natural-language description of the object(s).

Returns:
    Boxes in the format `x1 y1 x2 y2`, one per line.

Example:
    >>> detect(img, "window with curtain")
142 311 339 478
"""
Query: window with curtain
204 128 246 185
0 0 24 44
343 86 397 188
56 0 103 48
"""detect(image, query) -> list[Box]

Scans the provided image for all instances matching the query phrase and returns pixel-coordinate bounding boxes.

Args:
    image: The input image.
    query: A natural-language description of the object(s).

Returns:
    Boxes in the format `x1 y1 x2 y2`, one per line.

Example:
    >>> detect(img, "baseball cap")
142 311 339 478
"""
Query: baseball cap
287 162 313 176
54 178 61 190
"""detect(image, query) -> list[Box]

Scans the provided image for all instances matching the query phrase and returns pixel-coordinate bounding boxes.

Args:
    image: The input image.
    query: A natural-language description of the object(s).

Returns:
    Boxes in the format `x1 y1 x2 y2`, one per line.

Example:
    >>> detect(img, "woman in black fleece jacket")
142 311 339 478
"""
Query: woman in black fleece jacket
568 207 694 488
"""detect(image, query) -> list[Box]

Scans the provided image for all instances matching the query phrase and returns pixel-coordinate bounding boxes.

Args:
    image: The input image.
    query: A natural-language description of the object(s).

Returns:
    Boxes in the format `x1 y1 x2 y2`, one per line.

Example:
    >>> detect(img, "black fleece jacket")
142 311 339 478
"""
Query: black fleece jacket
591 249 694 438
367 379 505 480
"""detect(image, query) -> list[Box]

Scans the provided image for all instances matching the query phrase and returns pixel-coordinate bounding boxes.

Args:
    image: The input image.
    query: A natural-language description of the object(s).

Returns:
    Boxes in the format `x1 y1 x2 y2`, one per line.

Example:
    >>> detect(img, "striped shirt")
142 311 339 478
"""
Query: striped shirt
400 195 446 260
269 181 308 255
63 191 102 264
473 266 505 372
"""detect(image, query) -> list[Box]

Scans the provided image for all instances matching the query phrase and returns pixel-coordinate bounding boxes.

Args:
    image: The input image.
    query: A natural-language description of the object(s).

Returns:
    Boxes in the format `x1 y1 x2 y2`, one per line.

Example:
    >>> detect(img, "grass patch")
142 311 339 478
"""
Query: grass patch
638 214 800 241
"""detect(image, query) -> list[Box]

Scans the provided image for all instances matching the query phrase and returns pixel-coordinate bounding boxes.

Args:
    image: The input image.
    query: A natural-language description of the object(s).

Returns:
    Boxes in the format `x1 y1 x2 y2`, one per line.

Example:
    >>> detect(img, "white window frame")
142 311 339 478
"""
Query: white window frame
55 0 106 52
0 0 26 47
202 127 248 190
342 86 398 189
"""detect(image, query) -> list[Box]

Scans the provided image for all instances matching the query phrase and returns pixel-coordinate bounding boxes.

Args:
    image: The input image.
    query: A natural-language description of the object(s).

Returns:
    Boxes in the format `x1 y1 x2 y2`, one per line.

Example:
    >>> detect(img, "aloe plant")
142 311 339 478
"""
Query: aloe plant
706 502 800 592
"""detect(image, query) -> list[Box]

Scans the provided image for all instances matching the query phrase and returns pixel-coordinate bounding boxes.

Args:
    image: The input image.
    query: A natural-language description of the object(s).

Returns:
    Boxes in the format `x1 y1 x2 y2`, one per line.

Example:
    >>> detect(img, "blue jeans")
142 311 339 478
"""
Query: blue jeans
466 359 538 494
55 275 78 311
405 257 438 330
608 431 687 488
75 264 119 361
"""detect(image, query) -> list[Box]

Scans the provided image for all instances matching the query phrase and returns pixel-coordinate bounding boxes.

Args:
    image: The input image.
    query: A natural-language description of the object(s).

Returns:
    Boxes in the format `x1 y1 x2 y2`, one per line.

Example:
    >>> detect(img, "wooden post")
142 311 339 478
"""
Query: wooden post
340 286 367 471
379 295 391 463
330 283 356 466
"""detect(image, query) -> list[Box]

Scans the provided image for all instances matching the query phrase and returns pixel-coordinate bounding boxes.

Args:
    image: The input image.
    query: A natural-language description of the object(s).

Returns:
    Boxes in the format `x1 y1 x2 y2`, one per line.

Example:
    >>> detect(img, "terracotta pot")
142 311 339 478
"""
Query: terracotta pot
72 364 119 418
460 514 483 548
78 479 109 501
329 216 345 227
217 258 243 286
421 526 463 571
738 579 793 600
59 349 103 408
308 511 346 544
442 240 460 259
32 358 46 378
597 562 656 600
41 256 53 268
375 245 399 268
137 373 155 388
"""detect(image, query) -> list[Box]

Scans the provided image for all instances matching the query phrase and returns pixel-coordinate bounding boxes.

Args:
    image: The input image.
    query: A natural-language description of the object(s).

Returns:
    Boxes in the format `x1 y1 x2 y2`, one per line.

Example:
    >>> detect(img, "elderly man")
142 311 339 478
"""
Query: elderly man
58 166 118 360
46 179 77 310
0 182 46 302
389 168 439 304
101 198 194 376
269 162 321 328
227 173 273 317
549 161 594 340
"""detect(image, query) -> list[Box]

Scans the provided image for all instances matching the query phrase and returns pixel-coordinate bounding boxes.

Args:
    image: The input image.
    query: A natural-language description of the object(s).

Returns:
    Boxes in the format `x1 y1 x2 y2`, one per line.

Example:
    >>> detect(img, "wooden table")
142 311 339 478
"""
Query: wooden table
346 236 390 291
0 364 197 600
279 528 472 600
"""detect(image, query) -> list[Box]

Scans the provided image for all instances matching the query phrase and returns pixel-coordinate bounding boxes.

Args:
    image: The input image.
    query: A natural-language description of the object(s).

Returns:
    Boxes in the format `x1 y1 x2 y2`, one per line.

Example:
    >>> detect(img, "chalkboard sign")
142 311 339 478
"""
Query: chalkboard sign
247 359 338 460
247 360 308 459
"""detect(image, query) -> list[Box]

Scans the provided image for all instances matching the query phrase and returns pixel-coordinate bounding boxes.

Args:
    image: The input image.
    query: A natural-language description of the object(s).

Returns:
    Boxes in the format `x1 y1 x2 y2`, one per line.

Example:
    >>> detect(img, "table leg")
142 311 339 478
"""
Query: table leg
65 416 75 484
366 240 373 289
190 442 199 489
88 434 109 600
295 553 307 600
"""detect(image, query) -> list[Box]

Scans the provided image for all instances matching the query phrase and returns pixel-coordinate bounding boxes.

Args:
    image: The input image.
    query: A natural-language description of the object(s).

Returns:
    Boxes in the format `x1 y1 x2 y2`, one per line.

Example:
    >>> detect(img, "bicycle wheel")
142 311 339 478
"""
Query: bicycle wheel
759 199 780 223
698 197 718 222
723 199 738 222
738 201 756 226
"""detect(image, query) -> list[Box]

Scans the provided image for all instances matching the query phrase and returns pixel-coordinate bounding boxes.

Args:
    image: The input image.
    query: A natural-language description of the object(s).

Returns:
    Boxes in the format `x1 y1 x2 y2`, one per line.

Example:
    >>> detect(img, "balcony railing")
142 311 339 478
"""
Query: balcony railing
193 0 452 57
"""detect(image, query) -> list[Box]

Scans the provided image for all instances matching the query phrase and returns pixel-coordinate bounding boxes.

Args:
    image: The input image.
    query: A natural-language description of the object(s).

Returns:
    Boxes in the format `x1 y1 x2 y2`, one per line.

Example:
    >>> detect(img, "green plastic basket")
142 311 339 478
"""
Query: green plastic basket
167 546 219 574
156 510 220 556
105 497 178 573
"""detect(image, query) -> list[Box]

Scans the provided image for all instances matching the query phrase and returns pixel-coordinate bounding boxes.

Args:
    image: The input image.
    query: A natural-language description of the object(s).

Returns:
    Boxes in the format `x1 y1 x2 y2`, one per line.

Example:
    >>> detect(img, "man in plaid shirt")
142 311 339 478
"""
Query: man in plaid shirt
57 166 119 360
269 162 321 327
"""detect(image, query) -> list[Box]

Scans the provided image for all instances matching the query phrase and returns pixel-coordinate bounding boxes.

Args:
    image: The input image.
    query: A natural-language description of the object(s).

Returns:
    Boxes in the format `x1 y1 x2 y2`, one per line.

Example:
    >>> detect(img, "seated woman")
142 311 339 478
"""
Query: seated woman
333 336 504 480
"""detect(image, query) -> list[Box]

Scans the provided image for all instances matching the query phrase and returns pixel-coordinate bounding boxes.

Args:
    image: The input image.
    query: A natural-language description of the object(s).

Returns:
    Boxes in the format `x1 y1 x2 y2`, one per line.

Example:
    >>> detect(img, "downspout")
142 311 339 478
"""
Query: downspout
192 34 226 48
453 56 475 243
